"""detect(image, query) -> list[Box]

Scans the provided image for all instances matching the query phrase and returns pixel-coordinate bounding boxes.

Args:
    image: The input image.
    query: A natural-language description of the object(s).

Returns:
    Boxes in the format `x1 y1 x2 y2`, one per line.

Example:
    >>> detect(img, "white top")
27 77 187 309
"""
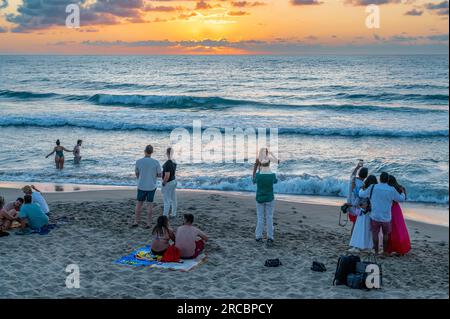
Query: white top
135 157 162 191
33 191 49 214
359 183 405 222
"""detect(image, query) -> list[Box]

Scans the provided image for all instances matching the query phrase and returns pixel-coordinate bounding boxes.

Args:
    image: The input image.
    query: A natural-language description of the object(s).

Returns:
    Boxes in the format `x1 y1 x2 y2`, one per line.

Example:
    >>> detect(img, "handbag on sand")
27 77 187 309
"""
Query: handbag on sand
355 254 382 289
264 259 282 267
333 255 360 286
161 245 181 263
346 254 382 290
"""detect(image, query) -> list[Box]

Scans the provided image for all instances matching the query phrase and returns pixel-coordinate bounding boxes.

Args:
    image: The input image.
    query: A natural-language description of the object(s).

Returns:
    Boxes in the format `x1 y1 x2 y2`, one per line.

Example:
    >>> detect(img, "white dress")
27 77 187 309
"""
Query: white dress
349 208 373 250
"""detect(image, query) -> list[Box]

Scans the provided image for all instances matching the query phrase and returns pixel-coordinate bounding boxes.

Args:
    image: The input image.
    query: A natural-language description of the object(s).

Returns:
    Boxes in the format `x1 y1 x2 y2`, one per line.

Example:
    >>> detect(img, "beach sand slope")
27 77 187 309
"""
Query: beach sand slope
0 189 448 299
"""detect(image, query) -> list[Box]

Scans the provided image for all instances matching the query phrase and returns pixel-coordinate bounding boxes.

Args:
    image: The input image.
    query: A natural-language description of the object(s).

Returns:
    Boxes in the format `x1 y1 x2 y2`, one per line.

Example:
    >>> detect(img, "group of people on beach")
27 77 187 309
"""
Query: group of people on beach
46 139 83 169
343 161 411 257
1 140 411 260
0 185 50 236
133 144 208 259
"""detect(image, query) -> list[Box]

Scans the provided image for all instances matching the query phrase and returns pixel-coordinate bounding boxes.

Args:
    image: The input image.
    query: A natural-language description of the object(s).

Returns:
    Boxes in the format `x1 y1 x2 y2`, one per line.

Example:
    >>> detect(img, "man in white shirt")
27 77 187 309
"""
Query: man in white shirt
22 185 50 215
133 145 162 229
359 172 406 255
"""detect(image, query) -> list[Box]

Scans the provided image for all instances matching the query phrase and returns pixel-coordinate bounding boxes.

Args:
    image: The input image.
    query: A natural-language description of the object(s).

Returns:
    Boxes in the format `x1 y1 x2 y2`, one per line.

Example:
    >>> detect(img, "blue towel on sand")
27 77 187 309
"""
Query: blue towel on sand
115 245 207 271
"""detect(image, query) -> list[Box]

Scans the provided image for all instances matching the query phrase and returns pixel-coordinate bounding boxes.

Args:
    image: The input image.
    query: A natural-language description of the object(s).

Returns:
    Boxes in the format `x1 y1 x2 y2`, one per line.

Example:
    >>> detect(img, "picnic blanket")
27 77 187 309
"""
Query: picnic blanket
115 245 207 272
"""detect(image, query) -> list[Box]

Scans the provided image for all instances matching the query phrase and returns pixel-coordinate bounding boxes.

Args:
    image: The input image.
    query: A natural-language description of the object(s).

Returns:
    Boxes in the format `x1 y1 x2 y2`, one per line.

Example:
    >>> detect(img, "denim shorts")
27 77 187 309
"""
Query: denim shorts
137 189 156 203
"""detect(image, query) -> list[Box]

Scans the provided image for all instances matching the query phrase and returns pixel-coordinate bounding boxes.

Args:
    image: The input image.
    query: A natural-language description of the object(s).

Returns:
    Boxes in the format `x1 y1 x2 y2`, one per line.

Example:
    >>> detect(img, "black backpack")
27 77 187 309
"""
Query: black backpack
333 255 361 286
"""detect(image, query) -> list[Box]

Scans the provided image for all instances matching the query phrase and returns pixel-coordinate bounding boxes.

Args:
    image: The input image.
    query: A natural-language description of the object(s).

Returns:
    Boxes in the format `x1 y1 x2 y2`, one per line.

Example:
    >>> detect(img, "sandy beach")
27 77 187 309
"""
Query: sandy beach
0 186 448 299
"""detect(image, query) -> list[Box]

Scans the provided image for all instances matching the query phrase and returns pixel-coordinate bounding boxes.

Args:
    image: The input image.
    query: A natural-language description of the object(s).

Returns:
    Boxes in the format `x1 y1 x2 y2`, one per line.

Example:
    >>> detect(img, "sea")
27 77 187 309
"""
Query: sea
0 55 448 207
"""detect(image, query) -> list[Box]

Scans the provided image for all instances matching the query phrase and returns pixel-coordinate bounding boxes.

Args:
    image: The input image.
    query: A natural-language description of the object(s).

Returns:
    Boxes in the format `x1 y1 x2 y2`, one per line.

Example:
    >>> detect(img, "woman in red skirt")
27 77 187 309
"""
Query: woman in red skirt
386 175 411 255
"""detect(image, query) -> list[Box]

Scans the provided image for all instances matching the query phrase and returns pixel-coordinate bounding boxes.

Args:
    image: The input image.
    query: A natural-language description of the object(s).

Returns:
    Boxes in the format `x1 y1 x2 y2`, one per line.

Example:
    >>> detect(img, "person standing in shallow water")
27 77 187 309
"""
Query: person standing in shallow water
45 139 72 170
73 140 83 164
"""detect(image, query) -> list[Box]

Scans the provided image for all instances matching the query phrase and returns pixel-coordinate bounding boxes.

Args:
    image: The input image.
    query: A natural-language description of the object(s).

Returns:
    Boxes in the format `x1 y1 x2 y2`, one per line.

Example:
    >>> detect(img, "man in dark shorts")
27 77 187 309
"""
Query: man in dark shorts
133 145 162 229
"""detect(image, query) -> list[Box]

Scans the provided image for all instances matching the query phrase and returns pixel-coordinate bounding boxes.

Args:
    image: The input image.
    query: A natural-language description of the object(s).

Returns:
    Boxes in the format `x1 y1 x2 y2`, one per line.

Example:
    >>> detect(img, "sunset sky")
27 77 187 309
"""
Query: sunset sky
0 0 448 54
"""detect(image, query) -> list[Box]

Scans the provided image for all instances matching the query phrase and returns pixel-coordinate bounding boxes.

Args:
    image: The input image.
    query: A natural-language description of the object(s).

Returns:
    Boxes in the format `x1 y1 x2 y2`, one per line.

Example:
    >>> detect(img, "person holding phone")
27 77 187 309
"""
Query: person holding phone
345 160 368 234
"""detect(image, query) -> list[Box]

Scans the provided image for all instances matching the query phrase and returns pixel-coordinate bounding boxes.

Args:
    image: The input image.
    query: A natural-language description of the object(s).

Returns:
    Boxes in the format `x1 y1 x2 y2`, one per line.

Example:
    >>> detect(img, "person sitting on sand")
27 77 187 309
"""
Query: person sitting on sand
1 196 17 233
73 139 83 164
0 197 23 231
0 197 10 235
22 185 50 215
18 195 49 230
46 139 73 170
175 214 208 259
4 197 24 214
134 145 162 229
253 148 279 245
151 216 175 256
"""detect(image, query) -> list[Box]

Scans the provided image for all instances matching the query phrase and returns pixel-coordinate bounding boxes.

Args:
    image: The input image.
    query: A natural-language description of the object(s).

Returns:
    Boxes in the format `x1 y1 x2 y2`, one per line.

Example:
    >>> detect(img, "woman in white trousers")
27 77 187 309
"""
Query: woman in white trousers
162 148 177 218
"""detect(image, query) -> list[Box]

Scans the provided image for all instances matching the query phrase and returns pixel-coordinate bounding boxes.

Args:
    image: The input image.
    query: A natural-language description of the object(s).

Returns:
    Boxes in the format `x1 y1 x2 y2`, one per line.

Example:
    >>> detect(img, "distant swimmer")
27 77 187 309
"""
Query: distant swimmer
73 139 83 164
45 139 72 170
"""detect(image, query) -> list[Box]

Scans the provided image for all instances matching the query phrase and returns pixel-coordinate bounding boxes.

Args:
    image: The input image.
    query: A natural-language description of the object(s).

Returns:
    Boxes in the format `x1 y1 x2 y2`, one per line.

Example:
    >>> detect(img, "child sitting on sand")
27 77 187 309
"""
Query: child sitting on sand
175 214 208 259
151 216 175 256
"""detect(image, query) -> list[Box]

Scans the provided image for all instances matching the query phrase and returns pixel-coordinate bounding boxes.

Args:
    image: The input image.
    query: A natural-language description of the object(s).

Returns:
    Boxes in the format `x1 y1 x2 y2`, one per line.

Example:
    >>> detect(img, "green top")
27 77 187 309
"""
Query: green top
19 203 49 229
255 172 278 203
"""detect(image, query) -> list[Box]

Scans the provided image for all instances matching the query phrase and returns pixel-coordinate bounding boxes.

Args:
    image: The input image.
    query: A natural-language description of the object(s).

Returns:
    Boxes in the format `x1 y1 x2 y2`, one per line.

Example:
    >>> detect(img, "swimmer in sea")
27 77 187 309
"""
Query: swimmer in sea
73 139 83 164
46 139 72 170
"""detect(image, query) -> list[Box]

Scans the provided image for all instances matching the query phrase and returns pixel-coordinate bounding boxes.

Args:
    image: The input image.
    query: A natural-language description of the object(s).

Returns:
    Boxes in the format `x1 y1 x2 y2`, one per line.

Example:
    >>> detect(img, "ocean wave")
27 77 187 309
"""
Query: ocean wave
0 90 59 99
89 94 447 113
0 116 447 138
0 172 447 204
337 92 449 102
276 127 449 138
0 89 447 113
179 174 449 204
88 94 247 109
